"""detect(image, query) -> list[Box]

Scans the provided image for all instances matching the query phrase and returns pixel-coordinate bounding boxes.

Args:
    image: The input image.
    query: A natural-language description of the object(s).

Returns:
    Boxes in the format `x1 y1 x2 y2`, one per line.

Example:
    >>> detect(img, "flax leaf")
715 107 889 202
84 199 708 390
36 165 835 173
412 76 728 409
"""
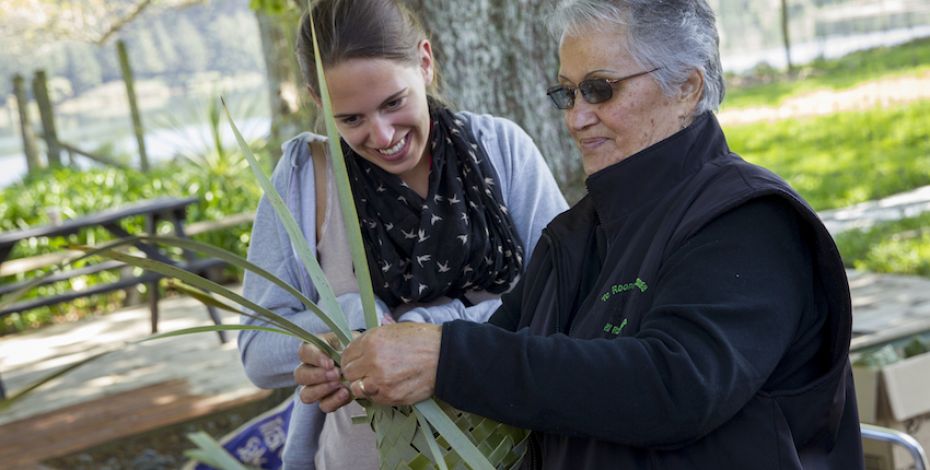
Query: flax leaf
308 16 380 330
185 431 253 470
0 347 115 412
75 246 339 360
221 97 353 347
414 399 495 470
415 407 450 470
141 234 352 346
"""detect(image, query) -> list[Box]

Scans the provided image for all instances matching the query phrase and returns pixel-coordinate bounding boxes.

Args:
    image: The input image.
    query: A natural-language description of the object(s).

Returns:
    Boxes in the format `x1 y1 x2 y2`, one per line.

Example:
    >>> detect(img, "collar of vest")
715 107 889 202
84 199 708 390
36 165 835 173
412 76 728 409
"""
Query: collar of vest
585 111 728 224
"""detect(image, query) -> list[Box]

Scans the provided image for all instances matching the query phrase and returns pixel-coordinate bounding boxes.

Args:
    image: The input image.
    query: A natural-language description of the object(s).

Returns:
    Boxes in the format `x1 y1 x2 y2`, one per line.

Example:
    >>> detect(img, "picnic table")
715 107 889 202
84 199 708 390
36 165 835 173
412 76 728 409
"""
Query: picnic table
0 196 228 399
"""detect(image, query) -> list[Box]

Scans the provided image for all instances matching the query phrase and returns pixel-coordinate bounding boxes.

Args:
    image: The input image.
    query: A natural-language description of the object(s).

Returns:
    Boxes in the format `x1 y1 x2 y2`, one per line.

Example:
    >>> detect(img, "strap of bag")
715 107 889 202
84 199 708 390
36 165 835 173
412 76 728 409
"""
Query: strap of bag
309 140 328 242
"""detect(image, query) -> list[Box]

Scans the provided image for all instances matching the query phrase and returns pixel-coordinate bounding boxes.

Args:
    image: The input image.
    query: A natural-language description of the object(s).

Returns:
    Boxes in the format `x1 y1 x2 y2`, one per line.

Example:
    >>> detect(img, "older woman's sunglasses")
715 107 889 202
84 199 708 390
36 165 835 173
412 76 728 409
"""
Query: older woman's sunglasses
546 68 660 110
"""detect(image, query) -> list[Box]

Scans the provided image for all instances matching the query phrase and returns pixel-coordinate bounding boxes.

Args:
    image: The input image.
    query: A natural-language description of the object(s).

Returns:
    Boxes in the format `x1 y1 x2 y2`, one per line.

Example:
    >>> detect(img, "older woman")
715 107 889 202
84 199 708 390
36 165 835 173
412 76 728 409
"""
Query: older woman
296 0 865 468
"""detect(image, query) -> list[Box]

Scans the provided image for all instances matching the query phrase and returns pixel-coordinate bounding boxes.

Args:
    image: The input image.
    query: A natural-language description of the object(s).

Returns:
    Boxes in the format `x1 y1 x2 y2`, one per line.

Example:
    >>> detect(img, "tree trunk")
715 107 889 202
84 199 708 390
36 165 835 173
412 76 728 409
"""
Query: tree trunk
780 0 794 74
117 39 151 172
33 70 63 168
255 9 309 160
410 0 584 201
12 74 42 175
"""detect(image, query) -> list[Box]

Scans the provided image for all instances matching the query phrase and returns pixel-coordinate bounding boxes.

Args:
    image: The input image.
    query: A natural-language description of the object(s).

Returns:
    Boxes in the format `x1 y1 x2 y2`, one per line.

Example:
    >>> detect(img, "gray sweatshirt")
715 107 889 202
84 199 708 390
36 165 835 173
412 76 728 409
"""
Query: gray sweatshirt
238 111 568 468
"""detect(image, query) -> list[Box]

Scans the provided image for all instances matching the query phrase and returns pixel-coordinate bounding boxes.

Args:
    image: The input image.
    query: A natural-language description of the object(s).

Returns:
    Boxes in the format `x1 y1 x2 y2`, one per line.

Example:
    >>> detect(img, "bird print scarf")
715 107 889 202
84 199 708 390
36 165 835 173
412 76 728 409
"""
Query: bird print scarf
344 101 524 308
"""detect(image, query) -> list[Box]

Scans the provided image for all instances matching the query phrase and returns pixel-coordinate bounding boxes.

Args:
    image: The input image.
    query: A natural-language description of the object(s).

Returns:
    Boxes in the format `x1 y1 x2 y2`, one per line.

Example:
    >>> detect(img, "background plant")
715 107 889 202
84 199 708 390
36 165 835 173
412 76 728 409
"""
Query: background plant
0 154 264 335
835 213 930 277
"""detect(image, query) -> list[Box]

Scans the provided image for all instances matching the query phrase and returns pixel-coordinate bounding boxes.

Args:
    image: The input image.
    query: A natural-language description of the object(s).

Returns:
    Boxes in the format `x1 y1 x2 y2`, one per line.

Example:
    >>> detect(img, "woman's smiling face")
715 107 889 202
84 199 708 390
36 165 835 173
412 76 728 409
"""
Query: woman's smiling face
324 41 434 191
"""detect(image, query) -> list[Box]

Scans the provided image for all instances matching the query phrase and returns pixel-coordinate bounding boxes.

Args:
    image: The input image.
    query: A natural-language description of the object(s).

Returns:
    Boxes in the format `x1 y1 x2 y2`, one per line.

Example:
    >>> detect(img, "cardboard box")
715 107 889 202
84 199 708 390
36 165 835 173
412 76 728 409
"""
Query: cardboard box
854 351 930 470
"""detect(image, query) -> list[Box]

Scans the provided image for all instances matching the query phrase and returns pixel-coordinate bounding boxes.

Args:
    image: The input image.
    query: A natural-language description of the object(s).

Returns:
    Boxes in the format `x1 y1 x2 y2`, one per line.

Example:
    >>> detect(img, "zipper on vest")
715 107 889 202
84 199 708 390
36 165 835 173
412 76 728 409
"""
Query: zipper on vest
540 229 568 335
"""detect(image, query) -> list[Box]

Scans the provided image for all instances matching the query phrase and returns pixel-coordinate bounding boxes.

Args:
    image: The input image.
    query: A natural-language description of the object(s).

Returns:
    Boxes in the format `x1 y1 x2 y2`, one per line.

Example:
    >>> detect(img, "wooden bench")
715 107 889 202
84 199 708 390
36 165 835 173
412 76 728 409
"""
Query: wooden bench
0 197 230 399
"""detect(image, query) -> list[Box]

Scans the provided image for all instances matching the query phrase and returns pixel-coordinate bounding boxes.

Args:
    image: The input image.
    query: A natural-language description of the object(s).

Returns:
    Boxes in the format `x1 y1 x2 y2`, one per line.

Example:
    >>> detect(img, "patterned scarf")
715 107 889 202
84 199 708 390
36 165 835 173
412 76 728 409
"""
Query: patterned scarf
344 102 524 307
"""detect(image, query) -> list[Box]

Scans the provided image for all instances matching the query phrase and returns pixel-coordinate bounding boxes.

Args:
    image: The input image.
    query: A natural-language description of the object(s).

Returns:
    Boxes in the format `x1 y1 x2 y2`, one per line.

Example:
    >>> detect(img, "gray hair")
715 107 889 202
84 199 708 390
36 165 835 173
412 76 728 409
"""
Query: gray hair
548 0 725 114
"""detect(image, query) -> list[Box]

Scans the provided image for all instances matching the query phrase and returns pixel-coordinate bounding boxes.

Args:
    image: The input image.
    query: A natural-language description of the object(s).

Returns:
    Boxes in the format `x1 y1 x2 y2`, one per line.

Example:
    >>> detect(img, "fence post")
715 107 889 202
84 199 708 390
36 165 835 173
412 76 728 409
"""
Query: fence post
32 70 62 168
12 74 41 175
116 39 150 172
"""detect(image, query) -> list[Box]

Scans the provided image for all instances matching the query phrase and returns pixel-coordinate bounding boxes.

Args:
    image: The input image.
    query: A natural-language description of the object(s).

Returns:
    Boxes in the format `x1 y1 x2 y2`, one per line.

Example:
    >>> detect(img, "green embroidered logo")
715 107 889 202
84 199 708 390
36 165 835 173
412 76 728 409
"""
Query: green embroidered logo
603 318 629 336
600 277 648 302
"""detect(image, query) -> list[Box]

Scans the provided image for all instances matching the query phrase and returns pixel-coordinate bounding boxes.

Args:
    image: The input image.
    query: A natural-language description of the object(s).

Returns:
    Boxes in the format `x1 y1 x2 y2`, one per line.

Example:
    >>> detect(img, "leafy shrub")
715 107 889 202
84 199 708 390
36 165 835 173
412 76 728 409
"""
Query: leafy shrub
0 155 266 335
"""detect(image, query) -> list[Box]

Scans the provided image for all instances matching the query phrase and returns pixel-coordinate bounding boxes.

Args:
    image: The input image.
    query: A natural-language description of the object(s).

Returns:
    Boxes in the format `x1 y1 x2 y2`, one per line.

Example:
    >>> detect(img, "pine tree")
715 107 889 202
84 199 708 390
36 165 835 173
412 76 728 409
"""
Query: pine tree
175 17 209 76
153 19 180 78
66 42 103 93
131 29 167 77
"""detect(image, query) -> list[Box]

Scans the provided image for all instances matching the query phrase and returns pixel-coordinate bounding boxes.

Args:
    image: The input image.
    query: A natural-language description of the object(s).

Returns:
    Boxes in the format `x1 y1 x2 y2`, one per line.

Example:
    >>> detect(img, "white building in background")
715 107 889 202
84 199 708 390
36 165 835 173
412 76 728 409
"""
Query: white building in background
710 0 930 71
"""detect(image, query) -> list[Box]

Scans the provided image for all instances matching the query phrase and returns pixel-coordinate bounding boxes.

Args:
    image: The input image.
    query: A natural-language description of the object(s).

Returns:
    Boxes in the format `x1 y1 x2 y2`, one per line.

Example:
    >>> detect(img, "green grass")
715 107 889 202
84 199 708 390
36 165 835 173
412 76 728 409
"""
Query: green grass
724 99 930 211
835 212 930 277
723 37 930 109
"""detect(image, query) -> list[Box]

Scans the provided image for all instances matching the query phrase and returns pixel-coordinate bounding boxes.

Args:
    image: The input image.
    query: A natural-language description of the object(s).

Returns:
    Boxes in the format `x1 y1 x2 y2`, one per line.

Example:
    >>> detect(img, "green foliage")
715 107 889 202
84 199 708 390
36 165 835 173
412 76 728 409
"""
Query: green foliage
249 0 299 15
853 344 901 367
725 99 930 211
835 212 930 277
724 37 930 109
0 157 264 335
853 336 930 368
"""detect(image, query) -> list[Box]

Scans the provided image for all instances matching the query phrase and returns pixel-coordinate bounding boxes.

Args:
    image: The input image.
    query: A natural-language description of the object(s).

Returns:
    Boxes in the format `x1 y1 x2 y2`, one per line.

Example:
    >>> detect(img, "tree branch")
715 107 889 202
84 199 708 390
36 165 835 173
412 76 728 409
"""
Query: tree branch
95 0 154 45
95 0 205 45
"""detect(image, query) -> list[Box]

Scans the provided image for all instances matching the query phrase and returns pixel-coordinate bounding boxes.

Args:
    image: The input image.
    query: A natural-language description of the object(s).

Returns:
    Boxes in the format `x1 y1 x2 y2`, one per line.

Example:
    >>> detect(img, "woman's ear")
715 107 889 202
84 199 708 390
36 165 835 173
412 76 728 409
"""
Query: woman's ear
307 85 322 108
679 68 704 108
418 39 435 86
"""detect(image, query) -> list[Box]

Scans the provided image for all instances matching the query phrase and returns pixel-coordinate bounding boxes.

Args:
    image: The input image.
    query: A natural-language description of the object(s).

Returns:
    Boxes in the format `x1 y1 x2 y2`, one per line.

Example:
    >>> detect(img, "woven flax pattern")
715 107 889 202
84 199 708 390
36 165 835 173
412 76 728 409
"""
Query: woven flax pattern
367 401 530 470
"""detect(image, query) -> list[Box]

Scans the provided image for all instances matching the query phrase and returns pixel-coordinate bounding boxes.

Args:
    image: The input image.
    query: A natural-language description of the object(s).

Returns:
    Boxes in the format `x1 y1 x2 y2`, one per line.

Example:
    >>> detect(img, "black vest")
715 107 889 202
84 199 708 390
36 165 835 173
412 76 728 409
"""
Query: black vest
515 113 863 469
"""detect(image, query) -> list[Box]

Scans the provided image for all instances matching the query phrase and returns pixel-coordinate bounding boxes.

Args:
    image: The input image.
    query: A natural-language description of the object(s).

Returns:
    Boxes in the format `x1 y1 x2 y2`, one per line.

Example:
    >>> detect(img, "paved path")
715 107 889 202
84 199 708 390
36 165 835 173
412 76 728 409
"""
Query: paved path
717 70 930 125
820 184 930 235
0 292 260 427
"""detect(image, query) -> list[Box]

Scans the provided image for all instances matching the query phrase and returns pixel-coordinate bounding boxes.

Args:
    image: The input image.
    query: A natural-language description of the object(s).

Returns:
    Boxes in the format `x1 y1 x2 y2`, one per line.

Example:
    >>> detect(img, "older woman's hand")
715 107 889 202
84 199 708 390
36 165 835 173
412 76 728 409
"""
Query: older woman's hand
341 323 442 406
295 333 353 413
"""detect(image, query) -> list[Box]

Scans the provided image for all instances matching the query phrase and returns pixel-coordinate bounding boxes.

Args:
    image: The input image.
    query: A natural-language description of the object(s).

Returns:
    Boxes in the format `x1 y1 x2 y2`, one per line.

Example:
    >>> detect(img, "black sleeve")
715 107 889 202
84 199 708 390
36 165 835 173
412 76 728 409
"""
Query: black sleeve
486 231 554 331
486 265 529 330
435 197 816 447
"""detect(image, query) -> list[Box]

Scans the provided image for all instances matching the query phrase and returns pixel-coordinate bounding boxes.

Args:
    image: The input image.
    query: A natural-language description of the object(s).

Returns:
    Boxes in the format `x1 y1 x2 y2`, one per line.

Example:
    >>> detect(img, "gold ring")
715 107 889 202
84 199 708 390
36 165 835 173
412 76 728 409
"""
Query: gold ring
358 379 368 396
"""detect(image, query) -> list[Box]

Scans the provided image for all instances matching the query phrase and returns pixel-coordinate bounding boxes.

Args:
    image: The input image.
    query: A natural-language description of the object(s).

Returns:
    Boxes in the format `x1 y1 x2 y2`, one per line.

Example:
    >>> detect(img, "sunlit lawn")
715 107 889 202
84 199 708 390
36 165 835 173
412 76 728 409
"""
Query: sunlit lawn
724 99 930 211
835 212 930 275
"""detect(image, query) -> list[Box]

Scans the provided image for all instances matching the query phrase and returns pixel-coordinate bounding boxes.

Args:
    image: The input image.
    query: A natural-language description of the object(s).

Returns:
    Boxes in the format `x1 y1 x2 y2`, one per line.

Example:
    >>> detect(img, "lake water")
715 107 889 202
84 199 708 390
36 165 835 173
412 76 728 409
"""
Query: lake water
0 117 269 189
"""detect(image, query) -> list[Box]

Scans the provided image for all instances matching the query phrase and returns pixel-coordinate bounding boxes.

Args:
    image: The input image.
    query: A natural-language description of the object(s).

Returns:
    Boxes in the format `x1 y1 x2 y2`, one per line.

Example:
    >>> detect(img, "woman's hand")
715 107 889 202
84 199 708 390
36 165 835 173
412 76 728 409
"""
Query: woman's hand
341 323 442 406
294 333 353 413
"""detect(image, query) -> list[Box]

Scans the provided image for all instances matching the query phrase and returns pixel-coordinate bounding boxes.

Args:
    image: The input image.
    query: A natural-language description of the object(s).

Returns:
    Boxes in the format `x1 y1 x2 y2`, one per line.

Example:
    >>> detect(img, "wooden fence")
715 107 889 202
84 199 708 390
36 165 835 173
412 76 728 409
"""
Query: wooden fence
10 39 149 177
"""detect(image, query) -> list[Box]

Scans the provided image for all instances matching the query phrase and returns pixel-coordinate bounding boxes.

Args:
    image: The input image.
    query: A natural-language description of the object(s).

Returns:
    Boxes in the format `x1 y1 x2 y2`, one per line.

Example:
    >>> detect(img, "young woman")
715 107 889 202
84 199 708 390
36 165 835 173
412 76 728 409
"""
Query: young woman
238 0 567 467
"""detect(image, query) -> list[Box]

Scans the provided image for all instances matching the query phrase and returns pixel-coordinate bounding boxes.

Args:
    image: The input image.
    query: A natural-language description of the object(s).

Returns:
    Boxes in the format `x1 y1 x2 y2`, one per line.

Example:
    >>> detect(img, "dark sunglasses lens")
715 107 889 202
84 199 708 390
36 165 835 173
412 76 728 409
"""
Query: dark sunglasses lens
579 80 613 104
546 86 574 110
